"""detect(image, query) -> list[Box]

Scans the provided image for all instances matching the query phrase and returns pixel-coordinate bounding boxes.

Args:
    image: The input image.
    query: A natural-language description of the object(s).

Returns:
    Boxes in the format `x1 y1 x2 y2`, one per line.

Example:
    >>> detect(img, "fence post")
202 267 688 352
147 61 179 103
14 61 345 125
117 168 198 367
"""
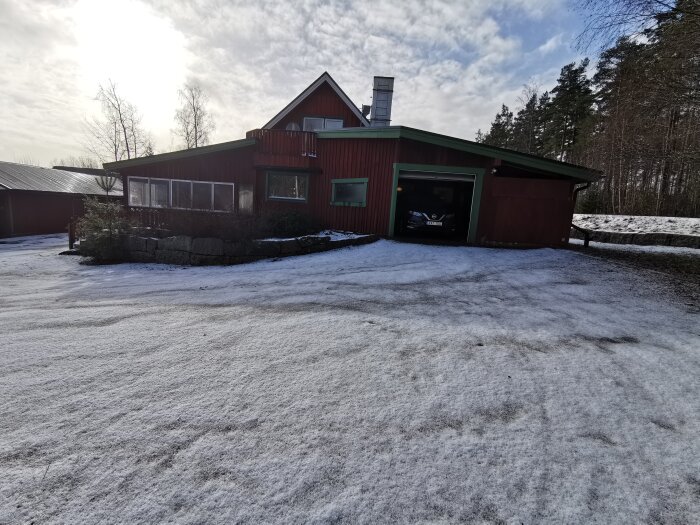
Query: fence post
69 220 76 249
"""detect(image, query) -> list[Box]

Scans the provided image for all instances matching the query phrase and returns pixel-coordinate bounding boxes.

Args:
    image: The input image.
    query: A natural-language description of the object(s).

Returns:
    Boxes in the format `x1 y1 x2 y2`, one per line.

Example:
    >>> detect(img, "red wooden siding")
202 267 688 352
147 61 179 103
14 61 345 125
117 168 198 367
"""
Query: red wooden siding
247 129 318 170
112 130 580 247
1 190 105 237
310 138 398 234
270 82 364 131
395 138 576 246
478 177 575 246
397 138 494 170
118 147 255 184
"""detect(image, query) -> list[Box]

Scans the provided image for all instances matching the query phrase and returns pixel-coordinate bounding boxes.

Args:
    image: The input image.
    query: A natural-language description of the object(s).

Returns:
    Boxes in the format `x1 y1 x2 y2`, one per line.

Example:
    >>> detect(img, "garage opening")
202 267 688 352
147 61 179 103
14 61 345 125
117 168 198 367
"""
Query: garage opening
394 173 474 240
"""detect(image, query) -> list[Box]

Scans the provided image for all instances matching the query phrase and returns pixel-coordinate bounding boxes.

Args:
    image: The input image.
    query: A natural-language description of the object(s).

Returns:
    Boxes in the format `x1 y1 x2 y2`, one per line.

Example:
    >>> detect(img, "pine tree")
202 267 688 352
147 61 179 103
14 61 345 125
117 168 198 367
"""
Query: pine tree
483 105 514 148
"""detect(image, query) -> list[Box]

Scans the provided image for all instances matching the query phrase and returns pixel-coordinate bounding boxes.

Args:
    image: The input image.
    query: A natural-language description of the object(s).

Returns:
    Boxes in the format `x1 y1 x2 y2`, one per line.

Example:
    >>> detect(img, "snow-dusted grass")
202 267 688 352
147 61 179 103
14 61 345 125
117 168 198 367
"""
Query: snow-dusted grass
569 237 700 256
1 235 699 523
574 213 700 236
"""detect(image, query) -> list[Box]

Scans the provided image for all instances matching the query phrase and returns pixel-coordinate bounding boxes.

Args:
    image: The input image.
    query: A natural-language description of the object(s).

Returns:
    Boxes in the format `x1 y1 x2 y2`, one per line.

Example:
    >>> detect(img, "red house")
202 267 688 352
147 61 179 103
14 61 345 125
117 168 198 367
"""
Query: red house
104 72 599 247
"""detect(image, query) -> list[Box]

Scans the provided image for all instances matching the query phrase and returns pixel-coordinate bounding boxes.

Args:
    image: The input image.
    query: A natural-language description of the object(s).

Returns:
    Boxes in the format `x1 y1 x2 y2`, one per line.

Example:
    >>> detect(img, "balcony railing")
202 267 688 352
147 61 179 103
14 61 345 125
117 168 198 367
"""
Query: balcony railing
246 129 318 168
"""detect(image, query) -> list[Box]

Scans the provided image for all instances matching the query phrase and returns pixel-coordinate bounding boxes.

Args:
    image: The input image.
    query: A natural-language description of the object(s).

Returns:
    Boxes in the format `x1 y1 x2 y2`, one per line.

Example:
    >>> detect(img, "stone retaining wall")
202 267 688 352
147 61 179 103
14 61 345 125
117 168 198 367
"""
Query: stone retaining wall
105 233 379 265
570 228 700 249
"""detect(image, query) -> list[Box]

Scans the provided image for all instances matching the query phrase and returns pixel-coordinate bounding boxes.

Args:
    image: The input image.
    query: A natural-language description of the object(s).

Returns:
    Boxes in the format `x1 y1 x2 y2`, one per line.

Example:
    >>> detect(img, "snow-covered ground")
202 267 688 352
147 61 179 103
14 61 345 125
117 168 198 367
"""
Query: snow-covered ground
260 230 368 242
569 237 700 255
1 235 699 523
574 214 700 236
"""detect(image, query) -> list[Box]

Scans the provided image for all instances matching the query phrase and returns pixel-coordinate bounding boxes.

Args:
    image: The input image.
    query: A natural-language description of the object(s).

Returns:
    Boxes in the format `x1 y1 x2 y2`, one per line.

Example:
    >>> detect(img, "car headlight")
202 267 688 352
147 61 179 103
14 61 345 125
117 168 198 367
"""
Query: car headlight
408 211 423 217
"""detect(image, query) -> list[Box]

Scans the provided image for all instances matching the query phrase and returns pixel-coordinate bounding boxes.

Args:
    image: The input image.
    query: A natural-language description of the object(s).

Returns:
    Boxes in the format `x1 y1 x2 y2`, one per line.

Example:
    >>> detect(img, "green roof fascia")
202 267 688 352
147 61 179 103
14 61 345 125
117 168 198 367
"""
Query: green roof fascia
317 126 600 182
103 138 257 170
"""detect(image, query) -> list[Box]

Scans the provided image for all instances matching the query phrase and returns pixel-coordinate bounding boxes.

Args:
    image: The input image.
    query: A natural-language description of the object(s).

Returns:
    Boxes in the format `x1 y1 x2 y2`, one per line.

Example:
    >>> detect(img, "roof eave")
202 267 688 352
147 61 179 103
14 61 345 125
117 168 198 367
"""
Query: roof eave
103 138 256 170
317 126 601 182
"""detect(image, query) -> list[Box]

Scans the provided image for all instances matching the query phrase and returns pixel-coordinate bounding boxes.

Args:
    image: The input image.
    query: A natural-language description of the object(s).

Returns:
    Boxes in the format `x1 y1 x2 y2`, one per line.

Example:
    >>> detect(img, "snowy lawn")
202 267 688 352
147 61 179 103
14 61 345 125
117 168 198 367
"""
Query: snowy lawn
1 235 699 523
574 214 700 236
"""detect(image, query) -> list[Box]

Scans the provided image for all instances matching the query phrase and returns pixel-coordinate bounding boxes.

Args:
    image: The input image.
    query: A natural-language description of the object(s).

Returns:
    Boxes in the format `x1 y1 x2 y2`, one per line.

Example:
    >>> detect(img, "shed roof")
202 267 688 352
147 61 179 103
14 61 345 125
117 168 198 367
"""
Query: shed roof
317 126 602 182
0 161 123 196
103 138 256 169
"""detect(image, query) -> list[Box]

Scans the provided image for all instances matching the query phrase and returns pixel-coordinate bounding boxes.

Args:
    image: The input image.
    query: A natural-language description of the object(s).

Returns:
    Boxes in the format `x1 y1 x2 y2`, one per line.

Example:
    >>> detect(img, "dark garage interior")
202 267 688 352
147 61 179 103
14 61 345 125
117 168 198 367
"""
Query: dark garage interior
394 176 474 240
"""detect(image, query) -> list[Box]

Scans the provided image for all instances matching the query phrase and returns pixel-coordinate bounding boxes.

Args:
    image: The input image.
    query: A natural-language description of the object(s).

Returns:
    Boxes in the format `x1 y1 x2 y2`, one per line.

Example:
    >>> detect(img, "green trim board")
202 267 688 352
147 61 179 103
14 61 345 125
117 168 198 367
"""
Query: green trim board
389 163 484 244
330 178 368 207
317 126 600 182
103 138 256 170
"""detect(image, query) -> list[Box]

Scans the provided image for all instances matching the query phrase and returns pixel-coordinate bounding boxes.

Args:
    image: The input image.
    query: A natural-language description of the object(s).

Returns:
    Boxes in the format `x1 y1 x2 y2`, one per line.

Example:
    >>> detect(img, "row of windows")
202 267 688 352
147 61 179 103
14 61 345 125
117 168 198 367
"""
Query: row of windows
128 178 253 214
265 172 367 207
128 174 368 212
285 117 345 132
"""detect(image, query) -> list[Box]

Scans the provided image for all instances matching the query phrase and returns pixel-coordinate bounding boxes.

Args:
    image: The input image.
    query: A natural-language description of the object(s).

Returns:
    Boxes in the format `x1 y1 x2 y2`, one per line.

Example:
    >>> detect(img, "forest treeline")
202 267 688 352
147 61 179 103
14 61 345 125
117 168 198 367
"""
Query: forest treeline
478 1 700 217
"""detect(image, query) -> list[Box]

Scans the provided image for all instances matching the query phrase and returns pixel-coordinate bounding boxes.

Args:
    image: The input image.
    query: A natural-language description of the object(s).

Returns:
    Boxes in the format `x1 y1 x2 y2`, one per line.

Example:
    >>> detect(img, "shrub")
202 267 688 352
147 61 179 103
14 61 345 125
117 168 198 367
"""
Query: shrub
77 197 134 262
257 211 318 238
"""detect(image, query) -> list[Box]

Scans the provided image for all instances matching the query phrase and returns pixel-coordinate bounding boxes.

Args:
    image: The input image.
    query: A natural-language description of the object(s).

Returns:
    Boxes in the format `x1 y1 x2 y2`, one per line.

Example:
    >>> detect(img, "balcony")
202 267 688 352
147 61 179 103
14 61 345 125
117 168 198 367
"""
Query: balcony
246 129 318 169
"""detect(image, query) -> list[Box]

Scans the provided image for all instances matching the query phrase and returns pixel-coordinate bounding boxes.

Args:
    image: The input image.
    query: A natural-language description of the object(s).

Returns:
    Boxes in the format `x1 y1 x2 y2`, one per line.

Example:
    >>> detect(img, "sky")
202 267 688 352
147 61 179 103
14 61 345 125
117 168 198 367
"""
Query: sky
0 0 588 167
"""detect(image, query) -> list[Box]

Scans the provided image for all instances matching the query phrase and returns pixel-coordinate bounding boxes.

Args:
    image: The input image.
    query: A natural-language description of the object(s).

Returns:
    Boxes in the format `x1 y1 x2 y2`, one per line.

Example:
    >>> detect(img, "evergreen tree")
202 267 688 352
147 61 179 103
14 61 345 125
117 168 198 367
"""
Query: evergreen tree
512 92 539 154
483 105 514 148
544 60 595 162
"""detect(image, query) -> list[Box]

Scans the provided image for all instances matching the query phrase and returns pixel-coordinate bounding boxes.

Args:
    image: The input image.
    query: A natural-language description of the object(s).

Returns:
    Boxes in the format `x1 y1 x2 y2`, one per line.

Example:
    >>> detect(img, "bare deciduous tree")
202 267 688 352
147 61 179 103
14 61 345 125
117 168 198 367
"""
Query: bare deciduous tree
576 0 700 50
174 83 215 149
85 80 154 162
52 156 99 169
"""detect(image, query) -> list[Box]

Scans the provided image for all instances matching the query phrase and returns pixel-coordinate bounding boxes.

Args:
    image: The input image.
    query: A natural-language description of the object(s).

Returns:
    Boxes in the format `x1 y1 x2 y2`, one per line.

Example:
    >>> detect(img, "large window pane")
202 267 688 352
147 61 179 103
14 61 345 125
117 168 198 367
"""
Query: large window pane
267 172 308 201
192 182 212 210
150 179 169 208
128 177 149 206
238 184 253 214
333 181 367 206
303 117 324 131
325 119 343 130
172 180 192 209
213 184 234 212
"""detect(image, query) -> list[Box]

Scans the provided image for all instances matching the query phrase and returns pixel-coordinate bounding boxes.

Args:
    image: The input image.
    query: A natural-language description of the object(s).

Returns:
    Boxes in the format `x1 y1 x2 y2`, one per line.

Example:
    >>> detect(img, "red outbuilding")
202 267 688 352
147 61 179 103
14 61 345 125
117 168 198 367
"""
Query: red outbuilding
0 162 123 238
105 72 599 247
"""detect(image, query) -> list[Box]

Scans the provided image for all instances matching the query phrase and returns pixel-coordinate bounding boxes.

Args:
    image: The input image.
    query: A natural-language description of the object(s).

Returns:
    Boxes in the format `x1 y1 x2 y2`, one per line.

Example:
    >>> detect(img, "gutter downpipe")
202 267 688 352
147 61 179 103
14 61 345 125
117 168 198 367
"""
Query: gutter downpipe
571 182 591 247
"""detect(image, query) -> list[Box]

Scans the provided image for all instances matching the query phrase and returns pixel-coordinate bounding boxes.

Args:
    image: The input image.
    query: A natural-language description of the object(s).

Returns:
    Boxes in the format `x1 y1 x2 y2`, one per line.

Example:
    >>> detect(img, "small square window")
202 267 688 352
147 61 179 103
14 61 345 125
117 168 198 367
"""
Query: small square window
213 184 234 212
331 179 367 207
267 172 309 201
303 117 325 131
192 182 213 210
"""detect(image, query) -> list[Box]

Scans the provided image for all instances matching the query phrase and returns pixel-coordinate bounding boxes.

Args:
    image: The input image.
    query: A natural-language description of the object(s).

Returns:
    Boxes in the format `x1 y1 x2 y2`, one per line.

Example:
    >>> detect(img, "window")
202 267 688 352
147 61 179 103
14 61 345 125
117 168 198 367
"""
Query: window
325 119 343 130
127 177 235 213
213 184 234 212
302 117 344 131
238 183 254 214
128 177 149 207
192 182 213 210
150 179 170 208
331 178 368 207
172 180 192 209
266 172 309 201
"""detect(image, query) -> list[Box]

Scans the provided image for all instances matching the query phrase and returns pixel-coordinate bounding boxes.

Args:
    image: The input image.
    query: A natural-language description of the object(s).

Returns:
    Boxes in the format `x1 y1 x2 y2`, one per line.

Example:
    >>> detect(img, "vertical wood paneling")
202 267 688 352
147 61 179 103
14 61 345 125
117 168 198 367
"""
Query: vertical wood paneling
270 82 365 131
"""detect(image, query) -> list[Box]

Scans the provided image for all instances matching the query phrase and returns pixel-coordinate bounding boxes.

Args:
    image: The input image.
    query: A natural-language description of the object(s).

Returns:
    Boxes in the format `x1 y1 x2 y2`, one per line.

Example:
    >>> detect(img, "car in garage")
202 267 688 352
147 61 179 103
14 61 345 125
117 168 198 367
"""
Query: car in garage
399 192 458 235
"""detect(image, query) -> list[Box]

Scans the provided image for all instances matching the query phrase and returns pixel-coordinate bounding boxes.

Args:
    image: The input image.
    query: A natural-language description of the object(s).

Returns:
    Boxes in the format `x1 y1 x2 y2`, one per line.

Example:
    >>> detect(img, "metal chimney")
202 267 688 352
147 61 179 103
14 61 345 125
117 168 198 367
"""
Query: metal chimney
370 76 394 127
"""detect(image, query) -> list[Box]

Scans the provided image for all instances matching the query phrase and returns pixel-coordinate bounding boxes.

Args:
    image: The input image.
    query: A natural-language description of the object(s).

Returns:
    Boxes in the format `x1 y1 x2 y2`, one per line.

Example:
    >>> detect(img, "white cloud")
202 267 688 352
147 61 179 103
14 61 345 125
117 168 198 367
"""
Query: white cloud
0 0 581 165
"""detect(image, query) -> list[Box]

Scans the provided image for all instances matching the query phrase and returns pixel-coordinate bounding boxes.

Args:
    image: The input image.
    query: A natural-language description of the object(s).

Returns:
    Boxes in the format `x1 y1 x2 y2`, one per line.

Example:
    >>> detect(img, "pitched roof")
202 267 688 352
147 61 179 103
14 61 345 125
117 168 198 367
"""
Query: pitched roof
262 72 370 129
0 161 123 196
316 126 601 182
